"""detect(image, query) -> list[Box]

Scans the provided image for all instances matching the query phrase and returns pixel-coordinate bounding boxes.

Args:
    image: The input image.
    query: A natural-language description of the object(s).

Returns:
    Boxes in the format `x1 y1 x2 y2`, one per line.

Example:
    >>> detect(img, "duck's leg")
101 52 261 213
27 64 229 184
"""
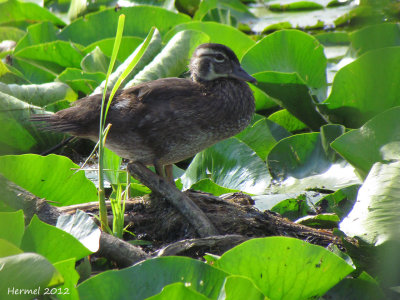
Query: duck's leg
164 164 174 183
153 160 165 178
127 162 219 237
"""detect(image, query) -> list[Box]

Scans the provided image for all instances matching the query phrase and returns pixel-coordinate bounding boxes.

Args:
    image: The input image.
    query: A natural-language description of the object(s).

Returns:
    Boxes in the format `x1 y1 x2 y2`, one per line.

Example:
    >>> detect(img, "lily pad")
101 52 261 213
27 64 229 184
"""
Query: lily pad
241 30 327 101
215 237 354 300
182 138 271 195
0 154 98 206
320 47 400 128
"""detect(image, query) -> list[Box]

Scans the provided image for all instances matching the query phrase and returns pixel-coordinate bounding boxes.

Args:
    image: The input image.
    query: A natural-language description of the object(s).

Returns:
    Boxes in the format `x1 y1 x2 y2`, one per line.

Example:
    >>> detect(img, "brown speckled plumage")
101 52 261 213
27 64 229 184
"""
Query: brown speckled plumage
31 43 255 174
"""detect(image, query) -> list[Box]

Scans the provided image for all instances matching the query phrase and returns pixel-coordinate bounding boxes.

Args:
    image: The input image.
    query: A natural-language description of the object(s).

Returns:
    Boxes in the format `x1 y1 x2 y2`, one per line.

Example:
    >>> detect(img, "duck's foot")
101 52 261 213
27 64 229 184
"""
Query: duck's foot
127 162 219 237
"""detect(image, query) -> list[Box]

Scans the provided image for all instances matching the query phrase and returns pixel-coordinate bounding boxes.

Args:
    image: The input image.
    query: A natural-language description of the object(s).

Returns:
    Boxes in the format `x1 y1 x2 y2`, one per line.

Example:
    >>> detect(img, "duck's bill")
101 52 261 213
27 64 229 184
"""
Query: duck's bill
231 66 257 84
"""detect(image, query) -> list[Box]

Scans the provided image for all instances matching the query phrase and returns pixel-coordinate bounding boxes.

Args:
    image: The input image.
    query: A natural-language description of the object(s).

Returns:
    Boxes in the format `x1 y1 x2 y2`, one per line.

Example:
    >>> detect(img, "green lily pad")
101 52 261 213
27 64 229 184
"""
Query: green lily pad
269 1 324 12
58 6 191 46
320 47 400 128
295 213 340 229
0 82 77 107
147 282 209 300
215 237 354 300
53 258 80 300
268 132 329 180
218 275 264 300
57 68 105 94
56 210 101 253
14 40 84 69
241 30 327 101
14 22 58 53
0 210 24 247
268 109 307 132
81 47 110 74
331 106 400 178
0 154 98 206
236 117 291 161
182 138 271 195
340 159 400 245
83 36 143 62
253 71 327 131
77 256 228 299
0 1 64 28
0 92 65 154
21 215 93 263
0 253 63 300
164 21 255 59
350 22 400 55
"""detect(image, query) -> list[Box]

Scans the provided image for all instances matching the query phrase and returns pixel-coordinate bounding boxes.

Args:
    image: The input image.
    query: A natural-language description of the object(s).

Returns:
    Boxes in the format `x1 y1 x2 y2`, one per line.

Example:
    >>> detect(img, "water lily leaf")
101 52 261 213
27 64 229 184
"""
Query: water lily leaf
0 91 64 154
53 258 80 300
57 68 105 94
77 257 228 299
316 184 360 219
201 7 238 27
21 215 93 263
164 21 255 59
320 47 400 128
0 60 29 85
58 6 191 46
315 31 350 46
331 106 400 178
14 40 84 69
295 213 340 229
241 30 327 101
271 194 311 220
189 178 240 196
0 26 26 43
0 239 23 258
0 253 63 300
269 1 324 11
0 210 24 247
83 36 143 62
249 4 353 36
268 132 330 180
250 84 277 111
350 22 400 55
215 237 354 300
147 282 209 300
81 47 110 74
218 275 264 300
10 57 56 84
253 191 324 212
271 162 361 194
340 159 400 246
130 30 209 85
325 272 384 300
253 71 327 130
0 82 77 107
14 22 58 53
268 109 307 132
182 138 271 195
194 0 254 22
56 210 101 253
0 154 98 206
236 118 291 161
0 1 65 28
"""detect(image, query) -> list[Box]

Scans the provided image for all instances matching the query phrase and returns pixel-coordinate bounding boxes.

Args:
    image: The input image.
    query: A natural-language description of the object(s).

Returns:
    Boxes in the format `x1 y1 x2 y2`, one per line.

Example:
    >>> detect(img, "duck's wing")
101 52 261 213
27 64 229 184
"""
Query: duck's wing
30 78 208 138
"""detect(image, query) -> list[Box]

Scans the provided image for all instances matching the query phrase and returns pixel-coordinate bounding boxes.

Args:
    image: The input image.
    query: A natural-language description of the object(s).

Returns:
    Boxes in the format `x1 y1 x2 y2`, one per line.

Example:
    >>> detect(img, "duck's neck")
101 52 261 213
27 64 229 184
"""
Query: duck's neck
199 77 255 135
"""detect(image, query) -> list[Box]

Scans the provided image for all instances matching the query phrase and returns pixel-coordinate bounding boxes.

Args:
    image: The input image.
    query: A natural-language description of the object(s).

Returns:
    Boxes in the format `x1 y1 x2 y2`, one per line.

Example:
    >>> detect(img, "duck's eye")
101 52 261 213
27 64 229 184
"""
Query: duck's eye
213 54 225 63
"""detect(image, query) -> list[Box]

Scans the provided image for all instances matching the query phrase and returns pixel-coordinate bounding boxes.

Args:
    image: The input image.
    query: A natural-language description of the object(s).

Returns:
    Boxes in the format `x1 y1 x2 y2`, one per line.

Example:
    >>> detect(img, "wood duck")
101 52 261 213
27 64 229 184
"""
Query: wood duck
32 43 256 180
